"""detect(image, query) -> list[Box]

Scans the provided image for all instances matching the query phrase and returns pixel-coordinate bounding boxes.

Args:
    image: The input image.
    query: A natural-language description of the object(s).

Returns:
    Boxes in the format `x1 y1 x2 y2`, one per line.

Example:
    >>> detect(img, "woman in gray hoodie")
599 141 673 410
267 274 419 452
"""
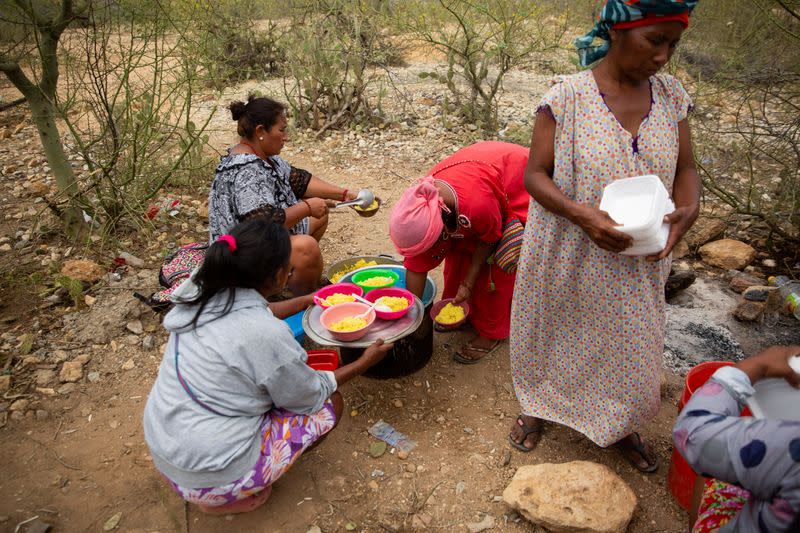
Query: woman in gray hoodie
144 219 392 514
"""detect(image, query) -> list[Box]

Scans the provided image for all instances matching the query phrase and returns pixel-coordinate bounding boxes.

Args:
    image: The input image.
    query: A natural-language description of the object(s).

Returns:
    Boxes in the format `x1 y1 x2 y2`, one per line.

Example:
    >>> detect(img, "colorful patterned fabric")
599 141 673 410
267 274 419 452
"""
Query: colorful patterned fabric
493 217 525 273
510 71 692 447
148 242 209 305
674 367 800 532
575 0 699 67
165 400 337 506
692 478 749 533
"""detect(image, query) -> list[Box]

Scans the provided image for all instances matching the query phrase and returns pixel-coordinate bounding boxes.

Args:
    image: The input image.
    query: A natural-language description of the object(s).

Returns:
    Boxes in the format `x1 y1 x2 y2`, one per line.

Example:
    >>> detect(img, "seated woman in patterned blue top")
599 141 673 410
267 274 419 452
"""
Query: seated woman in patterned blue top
209 95 360 295
673 345 800 532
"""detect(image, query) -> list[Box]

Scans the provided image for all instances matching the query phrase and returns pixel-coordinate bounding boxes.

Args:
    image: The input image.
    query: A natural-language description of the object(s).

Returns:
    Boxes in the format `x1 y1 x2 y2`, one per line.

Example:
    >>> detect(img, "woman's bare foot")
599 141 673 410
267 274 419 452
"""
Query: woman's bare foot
508 415 544 452
197 486 272 515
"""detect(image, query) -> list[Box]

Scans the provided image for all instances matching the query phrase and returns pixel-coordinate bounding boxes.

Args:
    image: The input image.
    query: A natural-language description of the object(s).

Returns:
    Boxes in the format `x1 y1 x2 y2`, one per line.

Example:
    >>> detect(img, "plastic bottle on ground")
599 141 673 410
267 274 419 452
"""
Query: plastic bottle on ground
768 275 800 320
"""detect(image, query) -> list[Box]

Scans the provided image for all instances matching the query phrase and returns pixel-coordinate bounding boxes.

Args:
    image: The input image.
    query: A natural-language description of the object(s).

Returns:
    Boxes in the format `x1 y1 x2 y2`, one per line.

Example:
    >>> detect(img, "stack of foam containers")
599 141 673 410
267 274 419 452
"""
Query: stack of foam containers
598 175 675 256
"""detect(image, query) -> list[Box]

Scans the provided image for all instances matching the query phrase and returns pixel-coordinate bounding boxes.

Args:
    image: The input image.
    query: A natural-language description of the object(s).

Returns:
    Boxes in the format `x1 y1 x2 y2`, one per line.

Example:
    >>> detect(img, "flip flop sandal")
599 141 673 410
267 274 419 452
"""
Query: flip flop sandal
616 432 660 473
508 415 543 452
452 340 501 365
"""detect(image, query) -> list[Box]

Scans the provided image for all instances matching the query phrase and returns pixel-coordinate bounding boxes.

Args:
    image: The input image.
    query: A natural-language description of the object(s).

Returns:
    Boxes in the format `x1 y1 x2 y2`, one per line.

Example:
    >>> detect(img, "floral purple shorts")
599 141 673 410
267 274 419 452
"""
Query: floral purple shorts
166 400 337 507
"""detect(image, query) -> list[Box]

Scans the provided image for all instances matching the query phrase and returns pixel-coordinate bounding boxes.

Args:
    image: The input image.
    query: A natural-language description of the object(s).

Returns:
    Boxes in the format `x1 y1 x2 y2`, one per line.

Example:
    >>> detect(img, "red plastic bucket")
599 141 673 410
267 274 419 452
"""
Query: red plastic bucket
668 361 750 511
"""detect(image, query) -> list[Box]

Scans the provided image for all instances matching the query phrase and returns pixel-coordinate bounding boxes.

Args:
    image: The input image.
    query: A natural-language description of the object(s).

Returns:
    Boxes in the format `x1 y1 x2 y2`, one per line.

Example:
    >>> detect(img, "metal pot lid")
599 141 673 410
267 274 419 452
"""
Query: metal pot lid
302 298 424 349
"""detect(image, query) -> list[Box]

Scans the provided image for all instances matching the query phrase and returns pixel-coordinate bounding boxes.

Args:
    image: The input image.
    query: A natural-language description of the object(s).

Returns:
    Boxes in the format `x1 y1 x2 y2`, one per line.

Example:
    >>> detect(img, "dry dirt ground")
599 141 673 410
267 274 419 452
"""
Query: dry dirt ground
1 45 799 533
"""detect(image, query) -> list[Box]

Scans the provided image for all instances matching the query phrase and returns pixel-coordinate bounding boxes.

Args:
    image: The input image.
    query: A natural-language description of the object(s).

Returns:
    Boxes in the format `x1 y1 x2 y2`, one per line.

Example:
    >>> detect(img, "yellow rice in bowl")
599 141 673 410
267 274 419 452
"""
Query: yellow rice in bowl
329 316 368 332
377 296 409 311
360 276 394 287
435 303 465 325
329 259 378 283
354 200 379 211
324 293 356 306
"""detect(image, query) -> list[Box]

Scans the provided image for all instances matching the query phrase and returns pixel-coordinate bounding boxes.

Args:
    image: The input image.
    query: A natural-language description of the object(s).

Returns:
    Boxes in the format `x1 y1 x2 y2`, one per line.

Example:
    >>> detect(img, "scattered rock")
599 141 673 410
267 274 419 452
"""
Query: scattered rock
672 239 690 259
28 181 49 197
50 350 69 363
368 480 379 490
699 239 756 270
742 286 777 302
369 440 387 458
117 252 145 268
126 320 143 335
35 369 57 386
84 295 96 306
9 398 29 411
121 358 136 371
196 201 209 220
762 258 777 268
729 272 763 293
57 383 77 395
36 387 56 396
61 259 105 283
502 461 637 533
455 481 466 494
306 527 322 533
411 513 432 530
59 361 83 383
103 512 122 531
393 399 404 408
466 514 495 533
88 371 101 383
397 450 409 460
665 269 696 299
0 374 10 394
733 300 766 322
0 243 11 253
35 409 50 421
684 217 726 248
73 353 92 365
142 335 155 350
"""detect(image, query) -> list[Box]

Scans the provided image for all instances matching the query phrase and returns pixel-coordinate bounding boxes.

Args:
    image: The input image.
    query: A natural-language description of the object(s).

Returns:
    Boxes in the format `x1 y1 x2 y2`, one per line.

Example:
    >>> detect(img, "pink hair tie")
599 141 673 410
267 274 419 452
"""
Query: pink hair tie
218 234 237 252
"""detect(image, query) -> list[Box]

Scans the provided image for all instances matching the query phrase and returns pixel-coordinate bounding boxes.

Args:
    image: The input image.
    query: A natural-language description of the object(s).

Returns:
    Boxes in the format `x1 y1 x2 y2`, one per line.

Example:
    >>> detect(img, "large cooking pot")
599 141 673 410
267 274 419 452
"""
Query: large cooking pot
339 264 437 379
325 254 401 283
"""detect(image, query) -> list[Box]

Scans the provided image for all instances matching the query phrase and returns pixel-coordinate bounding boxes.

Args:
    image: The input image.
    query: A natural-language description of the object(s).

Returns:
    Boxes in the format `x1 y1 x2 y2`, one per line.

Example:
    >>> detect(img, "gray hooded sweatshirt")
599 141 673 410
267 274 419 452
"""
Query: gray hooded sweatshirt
143 288 336 488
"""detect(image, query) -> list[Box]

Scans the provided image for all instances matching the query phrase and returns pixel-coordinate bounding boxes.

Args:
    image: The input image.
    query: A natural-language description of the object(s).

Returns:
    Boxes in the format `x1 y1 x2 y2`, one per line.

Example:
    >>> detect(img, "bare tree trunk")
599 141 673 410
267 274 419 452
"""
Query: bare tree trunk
0 0 88 237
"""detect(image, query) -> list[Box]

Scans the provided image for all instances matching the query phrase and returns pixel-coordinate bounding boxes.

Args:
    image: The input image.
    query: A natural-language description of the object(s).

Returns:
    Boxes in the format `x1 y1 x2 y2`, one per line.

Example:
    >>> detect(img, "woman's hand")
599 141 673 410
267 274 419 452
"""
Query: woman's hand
345 189 358 201
646 205 699 262
360 339 394 367
736 345 800 387
573 205 633 253
303 198 328 218
453 283 472 305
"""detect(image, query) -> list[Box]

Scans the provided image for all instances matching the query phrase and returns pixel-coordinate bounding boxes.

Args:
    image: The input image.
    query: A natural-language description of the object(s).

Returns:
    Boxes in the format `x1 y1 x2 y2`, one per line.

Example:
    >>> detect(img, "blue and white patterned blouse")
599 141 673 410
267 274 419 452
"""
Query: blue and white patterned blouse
208 153 312 241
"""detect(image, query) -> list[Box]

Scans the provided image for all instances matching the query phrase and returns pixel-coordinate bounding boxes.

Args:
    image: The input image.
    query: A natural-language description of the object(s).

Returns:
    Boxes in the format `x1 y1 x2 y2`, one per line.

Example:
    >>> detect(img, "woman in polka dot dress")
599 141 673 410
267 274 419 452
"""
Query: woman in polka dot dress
508 3 701 471
673 345 800 532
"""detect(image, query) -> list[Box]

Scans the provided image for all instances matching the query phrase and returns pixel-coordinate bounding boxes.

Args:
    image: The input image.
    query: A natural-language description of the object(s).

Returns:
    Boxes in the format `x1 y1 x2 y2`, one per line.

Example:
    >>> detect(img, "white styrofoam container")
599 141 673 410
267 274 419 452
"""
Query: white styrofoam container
599 175 673 256
621 199 675 256
746 377 800 421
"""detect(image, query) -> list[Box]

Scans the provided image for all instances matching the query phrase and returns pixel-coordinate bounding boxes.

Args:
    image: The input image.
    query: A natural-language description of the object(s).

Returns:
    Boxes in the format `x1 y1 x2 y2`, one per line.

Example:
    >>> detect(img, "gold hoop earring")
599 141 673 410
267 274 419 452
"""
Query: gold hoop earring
259 136 264 141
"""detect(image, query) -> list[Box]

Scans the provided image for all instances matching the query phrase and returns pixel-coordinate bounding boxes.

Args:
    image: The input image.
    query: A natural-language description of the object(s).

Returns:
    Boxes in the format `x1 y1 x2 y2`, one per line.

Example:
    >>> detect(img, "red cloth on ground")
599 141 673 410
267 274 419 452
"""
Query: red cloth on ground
403 141 530 340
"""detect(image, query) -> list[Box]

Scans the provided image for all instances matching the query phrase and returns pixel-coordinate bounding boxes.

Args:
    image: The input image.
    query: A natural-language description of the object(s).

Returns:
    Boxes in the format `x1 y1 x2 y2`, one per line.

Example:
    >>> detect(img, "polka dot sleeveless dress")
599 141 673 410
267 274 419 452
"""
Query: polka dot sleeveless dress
510 70 692 447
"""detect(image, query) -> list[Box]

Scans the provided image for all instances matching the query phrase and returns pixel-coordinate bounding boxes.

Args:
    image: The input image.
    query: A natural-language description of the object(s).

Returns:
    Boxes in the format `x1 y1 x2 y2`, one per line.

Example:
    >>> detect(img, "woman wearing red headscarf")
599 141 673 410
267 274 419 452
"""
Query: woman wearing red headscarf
509 0 701 472
389 141 529 363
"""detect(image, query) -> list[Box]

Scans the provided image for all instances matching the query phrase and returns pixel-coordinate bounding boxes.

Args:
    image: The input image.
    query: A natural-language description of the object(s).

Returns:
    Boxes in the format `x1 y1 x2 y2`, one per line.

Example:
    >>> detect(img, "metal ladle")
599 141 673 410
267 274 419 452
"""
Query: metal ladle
335 189 375 210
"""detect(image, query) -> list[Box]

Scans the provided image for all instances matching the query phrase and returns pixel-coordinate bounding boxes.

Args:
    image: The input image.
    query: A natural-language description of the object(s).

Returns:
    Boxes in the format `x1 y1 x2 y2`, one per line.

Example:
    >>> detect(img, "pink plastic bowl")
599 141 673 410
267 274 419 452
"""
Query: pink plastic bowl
319 302 375 341
366 287 416 320
314 283 364 309
429 298 470 331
